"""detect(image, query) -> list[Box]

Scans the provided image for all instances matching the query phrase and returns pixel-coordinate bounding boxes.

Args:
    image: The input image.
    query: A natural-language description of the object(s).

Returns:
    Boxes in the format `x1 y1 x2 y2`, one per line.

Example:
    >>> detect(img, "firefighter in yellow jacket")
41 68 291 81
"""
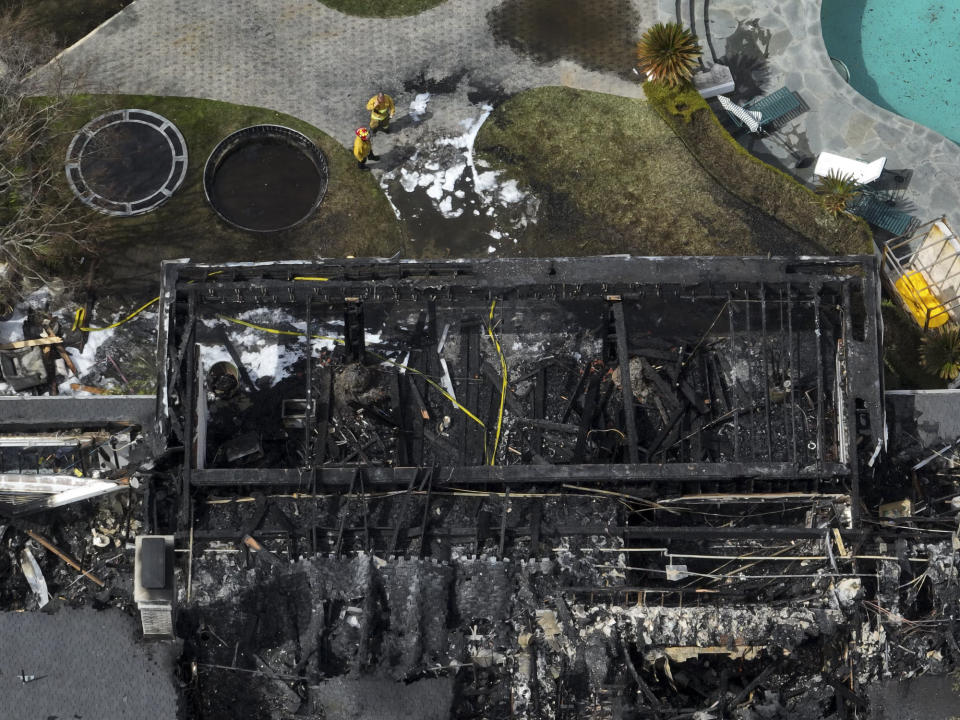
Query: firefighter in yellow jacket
353 127 378 170
366 92 395 133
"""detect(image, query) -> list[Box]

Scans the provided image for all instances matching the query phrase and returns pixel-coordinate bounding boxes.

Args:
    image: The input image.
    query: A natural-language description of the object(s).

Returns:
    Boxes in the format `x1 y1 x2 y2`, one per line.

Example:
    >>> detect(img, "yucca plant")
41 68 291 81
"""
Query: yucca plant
922 324 960 380
636 22 701 88
816 170 861 217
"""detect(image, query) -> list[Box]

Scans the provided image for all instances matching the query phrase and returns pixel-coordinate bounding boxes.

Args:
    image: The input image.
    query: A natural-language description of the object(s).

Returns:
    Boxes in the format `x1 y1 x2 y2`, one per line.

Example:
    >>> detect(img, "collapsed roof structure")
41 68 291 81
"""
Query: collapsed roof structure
3 255 960 720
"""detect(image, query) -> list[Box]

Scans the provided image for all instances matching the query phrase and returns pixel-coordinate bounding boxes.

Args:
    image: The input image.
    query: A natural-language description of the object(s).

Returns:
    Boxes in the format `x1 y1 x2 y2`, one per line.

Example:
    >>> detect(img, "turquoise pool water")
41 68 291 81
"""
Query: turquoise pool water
821 0 960 145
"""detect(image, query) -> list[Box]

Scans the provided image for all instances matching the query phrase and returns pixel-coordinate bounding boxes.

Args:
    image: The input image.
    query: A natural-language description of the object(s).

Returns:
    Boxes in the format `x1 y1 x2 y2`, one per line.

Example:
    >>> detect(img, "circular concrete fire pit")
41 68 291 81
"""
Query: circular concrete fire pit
203 125 329 233
65 109 188 216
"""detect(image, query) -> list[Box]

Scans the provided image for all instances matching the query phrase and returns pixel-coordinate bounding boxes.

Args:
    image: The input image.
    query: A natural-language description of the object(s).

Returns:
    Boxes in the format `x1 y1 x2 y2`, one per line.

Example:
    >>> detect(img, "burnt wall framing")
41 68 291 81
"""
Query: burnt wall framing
157 256 883 537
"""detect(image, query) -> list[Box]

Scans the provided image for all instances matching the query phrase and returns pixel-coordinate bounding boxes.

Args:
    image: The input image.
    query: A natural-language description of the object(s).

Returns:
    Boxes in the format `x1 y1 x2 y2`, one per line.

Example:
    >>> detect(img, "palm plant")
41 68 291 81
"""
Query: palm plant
636 23 701 88
816 171 861 217
922 324 960 380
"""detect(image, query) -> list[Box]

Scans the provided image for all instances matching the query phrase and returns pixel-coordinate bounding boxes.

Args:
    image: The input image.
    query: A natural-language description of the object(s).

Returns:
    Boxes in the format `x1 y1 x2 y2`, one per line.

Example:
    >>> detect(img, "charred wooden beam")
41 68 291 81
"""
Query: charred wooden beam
759 284 773 459
529 502 542 556
388 371 410 466
663 364 709 415
639 358 680 413
418 471 433 559
481 361 523 415
813 293 826 476
498 487 509 559
559 366 588 424
532 366 547 456
573 368 603 462
459 320 483 465
517 418 580 435
343 300 365 363
313 368 332 466
727 295 740 460
190 461 849 487
388 472 419 556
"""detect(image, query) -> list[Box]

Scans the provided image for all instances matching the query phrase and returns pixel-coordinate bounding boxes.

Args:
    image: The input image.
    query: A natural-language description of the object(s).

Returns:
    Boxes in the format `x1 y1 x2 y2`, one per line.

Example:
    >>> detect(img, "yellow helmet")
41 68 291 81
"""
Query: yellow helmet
356 127 370 140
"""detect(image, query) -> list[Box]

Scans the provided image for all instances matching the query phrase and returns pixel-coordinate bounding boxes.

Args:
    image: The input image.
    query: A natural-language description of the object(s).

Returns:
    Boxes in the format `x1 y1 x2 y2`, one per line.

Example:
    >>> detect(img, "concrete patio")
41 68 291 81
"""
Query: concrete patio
684 0 960 228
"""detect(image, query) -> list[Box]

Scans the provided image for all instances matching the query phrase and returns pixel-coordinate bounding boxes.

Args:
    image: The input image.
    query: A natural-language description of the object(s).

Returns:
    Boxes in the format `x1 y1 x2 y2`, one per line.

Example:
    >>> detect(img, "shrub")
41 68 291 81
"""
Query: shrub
816 171 861 217
636 22 701 88
922 325 960 380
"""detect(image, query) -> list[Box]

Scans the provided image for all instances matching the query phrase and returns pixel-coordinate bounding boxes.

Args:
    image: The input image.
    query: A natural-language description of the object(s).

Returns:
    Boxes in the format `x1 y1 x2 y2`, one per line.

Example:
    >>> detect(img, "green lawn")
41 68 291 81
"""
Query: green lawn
3 0 131 56
317 0 446 17
475 86 873 257
46 95 403 294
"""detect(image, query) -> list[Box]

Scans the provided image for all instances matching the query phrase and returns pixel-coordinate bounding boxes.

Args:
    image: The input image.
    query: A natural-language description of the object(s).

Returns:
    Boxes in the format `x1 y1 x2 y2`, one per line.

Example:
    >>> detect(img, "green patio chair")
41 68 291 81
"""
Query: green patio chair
847 194 917 236
727 87 803 130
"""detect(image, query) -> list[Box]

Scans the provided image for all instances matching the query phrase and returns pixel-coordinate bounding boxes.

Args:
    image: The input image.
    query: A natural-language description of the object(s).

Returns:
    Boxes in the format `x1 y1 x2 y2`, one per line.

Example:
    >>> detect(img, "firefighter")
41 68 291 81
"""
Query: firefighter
366 92 395 133
353 127 378 170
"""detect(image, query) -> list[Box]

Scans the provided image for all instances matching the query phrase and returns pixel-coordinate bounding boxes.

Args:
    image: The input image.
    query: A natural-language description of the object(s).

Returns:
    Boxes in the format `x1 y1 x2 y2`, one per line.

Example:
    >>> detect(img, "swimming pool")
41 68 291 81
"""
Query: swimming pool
821 0 960 146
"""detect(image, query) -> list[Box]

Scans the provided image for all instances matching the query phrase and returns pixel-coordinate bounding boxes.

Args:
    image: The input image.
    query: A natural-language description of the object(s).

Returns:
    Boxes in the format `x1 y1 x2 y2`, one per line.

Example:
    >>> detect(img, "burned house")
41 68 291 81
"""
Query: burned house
2 255 959 720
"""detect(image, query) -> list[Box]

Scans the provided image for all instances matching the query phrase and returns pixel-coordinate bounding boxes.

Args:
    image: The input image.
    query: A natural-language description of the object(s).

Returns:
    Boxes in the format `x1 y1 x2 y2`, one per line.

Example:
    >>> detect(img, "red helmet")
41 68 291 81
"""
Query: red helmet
356 127 369 140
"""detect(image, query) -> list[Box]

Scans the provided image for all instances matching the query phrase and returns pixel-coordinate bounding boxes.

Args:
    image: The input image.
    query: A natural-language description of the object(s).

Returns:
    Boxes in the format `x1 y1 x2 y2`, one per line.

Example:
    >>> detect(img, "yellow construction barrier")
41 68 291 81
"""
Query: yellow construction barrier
894 271 950 329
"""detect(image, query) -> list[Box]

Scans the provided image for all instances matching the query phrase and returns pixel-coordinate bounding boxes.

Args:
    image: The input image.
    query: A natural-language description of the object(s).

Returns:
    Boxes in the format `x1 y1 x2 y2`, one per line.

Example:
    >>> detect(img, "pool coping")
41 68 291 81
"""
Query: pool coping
670 0 960 232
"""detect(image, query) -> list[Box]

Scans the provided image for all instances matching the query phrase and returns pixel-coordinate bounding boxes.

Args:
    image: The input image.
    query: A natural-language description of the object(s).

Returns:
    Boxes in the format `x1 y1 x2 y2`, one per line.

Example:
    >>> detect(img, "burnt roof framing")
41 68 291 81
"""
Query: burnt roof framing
158 256 883 538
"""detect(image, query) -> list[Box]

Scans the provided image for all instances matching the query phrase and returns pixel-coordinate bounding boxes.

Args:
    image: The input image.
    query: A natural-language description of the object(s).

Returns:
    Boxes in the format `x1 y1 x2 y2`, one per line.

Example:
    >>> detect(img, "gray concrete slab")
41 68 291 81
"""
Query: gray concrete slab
868 674 960 720
0 607 181 719
885 389 960 453
309 675 454 719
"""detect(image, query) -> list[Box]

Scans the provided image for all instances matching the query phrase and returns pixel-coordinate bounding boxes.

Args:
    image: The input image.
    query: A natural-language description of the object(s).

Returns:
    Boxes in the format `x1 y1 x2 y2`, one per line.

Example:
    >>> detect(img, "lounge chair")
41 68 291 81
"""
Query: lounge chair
724 87 803 131
847 193 916 236
718 96 762 133
814 151 886 185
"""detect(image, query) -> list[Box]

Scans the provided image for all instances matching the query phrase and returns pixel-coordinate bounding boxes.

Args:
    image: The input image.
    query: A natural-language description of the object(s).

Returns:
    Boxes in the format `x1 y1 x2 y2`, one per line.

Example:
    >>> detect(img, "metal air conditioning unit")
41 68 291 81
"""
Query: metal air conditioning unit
134 535 176 639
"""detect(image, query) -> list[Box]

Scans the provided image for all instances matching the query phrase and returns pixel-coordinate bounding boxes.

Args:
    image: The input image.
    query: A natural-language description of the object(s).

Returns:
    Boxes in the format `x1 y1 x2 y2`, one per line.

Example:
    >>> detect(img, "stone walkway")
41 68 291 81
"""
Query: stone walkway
690 0 960 228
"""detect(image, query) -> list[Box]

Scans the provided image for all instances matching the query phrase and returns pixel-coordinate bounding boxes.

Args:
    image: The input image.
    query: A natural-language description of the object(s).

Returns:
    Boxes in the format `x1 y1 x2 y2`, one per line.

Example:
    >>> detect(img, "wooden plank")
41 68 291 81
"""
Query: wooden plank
24 530 104 587
0 336 63 351
69 383 107 395
54 344 79 378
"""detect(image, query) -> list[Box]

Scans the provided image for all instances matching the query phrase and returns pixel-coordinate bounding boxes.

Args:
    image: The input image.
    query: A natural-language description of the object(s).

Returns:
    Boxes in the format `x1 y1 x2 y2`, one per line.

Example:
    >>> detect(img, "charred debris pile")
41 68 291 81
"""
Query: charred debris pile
2 256 959 719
